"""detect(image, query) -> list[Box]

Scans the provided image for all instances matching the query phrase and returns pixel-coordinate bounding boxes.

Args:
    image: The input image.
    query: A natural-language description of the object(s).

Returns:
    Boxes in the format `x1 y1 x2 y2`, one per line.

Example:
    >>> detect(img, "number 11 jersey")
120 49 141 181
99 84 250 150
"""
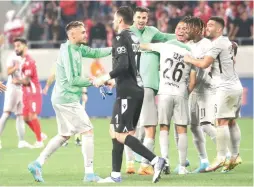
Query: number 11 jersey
151 40 194 98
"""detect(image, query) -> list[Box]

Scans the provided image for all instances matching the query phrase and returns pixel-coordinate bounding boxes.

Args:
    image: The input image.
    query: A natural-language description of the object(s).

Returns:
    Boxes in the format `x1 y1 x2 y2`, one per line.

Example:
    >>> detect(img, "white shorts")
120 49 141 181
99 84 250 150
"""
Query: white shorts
53 102 93 136
3 88 23 115
158 95 189 126
215 89 242 119
139 88 158 126
189 92 216 125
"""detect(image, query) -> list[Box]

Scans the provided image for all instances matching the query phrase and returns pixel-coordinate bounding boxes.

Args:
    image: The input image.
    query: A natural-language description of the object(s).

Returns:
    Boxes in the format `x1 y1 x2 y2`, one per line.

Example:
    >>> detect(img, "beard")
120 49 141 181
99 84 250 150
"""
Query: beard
15 51 23 56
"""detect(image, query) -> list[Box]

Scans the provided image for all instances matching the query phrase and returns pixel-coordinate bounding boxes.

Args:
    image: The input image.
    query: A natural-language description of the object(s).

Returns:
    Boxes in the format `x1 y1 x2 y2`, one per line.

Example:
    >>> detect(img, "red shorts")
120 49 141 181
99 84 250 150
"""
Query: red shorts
23 93 42 117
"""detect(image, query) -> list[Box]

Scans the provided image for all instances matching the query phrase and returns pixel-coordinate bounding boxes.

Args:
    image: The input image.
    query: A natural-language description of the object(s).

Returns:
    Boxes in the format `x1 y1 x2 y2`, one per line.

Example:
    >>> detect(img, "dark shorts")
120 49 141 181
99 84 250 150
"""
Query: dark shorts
110 94 144 133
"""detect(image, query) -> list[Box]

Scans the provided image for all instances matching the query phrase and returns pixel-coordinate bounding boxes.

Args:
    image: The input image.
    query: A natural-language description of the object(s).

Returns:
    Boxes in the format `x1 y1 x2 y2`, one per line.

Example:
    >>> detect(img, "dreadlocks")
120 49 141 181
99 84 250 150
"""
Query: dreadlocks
185 16 205 35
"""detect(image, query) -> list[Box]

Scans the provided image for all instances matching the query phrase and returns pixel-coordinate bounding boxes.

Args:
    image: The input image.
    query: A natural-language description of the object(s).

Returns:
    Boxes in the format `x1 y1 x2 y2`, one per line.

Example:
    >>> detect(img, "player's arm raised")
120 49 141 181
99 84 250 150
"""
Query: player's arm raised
184 45 222 69
63 46 91 87
152 26 176 41
80 45 112 58
140 43 163 53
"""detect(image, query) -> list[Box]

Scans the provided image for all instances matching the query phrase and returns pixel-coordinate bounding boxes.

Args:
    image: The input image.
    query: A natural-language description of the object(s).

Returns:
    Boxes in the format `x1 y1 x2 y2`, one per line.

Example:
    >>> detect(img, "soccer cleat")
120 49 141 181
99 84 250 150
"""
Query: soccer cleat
178 166 189 175
138 165 154 175
18 141 34 149
83 173 101 182
174 160 190 173
205 157 225 172
28 161 44 182
192 162 209 173
163 165 170 175
152 157 166 183
126 161 136 174
33 141 44 148
221 154 242 173
185 159 190 167
41 133 47 141
97 176 122 183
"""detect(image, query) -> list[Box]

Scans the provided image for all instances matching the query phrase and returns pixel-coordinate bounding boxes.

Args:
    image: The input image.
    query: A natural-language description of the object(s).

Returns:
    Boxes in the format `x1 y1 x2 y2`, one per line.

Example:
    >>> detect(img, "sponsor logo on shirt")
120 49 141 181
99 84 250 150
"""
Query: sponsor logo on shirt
117 46 127 54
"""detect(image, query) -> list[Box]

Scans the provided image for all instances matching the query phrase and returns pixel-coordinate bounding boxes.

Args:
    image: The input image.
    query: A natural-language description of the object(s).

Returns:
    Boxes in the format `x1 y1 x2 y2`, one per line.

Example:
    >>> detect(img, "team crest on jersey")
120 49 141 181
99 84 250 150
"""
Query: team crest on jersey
116 36 120 40
131 34 139 43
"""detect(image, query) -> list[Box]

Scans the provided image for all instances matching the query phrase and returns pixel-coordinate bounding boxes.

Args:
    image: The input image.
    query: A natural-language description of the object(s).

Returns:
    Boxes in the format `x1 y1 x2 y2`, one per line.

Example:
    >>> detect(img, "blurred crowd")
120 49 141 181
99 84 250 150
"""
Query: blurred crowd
3 0 254 48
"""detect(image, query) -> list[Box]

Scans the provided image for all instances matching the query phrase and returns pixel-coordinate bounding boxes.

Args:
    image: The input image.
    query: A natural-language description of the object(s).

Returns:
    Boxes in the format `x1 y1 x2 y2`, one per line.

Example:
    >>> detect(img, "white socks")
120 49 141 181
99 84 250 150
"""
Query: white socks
201 123 217 144
0 113 10 136
82 134 94 174
191 125 208 160
159 130 169 161
36 135 67 166
16 115 25 141
229 123 241 157
141 137 155 165
178 133 188 167
216 125 230 160
124 145 134 162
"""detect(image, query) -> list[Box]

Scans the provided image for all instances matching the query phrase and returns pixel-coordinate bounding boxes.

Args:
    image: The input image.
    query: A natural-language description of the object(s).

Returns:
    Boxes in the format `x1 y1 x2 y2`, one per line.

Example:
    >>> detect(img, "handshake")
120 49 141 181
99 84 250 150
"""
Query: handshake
90 73 115 100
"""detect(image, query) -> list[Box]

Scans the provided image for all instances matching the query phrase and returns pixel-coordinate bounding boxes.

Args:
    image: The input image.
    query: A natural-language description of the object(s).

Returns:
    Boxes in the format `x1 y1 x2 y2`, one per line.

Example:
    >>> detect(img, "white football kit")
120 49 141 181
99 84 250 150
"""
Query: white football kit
3 53 23 114
188 38 216 125
151 41 195 126
207 36 243 119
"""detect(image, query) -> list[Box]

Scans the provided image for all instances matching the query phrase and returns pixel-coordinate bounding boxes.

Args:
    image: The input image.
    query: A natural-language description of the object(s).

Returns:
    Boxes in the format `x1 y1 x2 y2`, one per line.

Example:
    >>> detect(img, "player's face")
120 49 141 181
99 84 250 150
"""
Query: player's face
175 22 188 42
72 26 87 44
113 13 122 32
14 41 26 56
206 20 217 39
133 11 148 30
188 25 202 40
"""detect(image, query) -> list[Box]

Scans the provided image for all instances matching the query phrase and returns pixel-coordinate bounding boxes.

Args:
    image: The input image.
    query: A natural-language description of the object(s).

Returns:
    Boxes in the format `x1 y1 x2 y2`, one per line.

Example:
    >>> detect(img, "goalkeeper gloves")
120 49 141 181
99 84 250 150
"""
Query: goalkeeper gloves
99 85 113 100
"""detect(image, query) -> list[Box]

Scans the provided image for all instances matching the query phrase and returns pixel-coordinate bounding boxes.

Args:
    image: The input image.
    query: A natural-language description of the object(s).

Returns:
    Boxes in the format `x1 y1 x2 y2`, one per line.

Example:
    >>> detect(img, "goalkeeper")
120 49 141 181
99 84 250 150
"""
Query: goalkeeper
28 21 112 183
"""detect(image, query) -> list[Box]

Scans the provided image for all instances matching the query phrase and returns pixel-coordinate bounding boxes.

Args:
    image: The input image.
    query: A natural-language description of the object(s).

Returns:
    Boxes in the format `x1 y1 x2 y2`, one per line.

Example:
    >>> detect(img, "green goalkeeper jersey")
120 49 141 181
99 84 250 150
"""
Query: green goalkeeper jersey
130 25 175 91
51 40 112 104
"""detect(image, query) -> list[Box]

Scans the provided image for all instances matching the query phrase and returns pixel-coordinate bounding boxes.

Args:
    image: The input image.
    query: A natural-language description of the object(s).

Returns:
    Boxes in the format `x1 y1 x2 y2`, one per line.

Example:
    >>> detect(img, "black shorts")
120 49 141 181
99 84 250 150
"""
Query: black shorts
110 94 143 133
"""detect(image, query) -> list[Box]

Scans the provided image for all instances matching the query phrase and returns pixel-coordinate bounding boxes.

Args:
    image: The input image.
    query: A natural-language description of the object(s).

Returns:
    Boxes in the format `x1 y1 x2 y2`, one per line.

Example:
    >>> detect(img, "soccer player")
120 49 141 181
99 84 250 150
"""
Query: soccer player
42 64 82 147
126 6 175 175
93 6 165 183
11 38 46 148
0 52 32 149
27 21 112 182
184 16 242 173
140 21 197 175
184 17 217 173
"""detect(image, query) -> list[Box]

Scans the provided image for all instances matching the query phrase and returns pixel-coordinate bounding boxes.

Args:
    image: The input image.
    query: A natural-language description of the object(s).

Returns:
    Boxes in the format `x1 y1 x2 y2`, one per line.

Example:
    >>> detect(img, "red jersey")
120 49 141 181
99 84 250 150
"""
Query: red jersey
21 54 41 95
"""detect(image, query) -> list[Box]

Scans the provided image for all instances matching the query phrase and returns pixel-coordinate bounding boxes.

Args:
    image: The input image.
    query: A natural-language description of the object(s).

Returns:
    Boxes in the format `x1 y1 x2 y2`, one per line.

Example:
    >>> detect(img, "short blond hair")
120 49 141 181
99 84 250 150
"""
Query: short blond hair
65 21 84 33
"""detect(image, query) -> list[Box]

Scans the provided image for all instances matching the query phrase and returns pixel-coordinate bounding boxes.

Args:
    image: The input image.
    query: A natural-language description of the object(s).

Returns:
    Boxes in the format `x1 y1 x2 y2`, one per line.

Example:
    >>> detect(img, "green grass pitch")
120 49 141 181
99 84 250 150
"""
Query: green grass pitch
0 118 253 186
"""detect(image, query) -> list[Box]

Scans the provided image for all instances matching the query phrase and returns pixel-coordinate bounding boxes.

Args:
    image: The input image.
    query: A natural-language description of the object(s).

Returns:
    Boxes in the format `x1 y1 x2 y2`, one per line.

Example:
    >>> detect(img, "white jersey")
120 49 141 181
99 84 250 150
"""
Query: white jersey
207 36 242 90
188 38 215 94
6 53 23 90
151 40 194 98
